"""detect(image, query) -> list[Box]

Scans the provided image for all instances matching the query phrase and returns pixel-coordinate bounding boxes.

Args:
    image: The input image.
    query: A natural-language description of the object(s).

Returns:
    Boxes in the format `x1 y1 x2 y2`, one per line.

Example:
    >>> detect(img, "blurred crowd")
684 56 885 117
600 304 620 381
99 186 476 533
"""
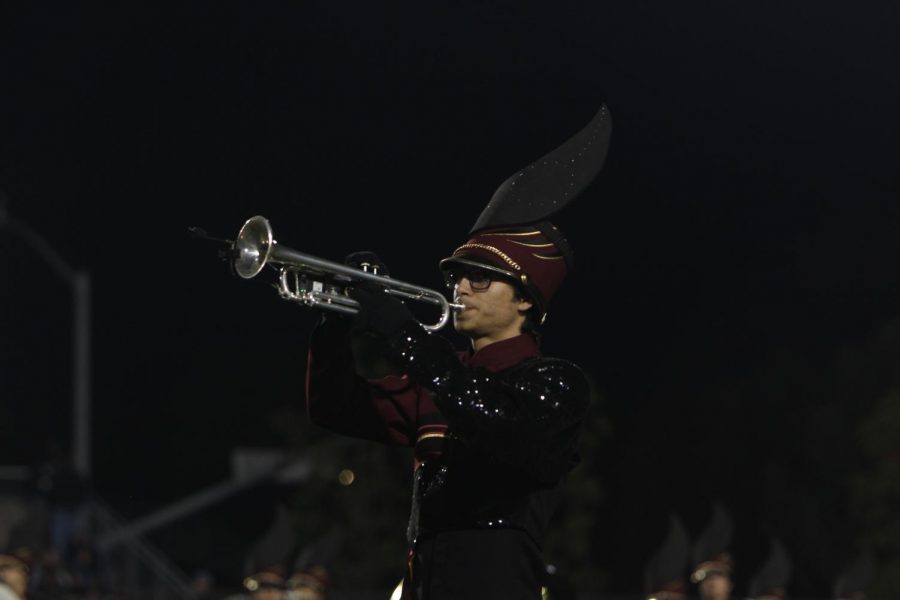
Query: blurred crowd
0 550 331 600
0 443 338 600
0 445 876 599
0 485 878 600
0 444 111 600
639 504 873 600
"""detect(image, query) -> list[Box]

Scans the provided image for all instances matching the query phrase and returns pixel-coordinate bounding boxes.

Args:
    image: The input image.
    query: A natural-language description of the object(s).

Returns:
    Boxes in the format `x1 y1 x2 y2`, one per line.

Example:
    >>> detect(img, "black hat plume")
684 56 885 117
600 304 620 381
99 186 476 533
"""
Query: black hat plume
747 538 793 596
833 549 875 597
469 104 612 235
644 514 691 592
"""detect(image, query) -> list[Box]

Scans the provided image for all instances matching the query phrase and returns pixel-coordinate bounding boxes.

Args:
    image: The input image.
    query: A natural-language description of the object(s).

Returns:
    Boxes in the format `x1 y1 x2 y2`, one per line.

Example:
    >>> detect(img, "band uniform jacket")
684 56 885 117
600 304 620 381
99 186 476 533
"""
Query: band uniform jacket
305 316 591 599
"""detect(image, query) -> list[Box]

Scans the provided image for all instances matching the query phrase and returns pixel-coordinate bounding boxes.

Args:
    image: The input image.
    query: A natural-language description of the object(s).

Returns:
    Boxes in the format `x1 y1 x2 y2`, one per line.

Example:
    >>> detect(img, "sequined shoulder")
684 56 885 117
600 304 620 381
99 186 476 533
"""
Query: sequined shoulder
504 357 591 415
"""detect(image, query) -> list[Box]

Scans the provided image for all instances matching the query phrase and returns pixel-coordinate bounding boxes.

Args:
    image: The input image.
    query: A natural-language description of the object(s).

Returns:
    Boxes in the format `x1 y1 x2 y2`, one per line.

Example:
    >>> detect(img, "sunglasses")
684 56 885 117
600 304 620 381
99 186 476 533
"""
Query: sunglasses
443 265 510 291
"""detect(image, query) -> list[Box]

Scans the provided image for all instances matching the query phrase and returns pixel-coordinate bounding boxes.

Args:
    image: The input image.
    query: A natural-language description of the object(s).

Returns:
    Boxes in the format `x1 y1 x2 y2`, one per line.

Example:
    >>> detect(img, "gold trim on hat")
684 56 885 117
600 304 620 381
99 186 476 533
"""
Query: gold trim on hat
508 241 556 248
532 254 565 260
479 231 541 237
439 257 519 283
416 432 447 443
453 244 522 271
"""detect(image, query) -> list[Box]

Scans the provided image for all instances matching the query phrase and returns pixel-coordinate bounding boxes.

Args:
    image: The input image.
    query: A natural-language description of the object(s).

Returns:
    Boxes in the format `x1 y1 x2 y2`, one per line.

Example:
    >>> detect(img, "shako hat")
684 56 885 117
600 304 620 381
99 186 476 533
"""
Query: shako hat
690 502 735 583
440 104 612 323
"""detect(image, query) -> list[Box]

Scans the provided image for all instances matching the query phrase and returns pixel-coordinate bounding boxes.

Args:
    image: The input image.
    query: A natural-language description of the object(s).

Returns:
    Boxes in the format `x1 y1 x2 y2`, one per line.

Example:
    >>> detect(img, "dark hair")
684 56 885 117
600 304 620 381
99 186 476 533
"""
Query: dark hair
515 288 542 344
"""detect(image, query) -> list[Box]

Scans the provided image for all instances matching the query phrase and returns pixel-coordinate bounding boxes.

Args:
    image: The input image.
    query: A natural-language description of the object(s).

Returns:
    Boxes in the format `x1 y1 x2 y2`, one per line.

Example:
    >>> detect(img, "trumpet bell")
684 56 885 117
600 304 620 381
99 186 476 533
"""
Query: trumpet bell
234 215 275 279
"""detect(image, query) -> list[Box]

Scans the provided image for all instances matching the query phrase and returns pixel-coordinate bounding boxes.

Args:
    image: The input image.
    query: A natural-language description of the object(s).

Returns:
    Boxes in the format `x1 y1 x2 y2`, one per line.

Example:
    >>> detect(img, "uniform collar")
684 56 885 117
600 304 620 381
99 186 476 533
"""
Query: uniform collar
462 334 541 371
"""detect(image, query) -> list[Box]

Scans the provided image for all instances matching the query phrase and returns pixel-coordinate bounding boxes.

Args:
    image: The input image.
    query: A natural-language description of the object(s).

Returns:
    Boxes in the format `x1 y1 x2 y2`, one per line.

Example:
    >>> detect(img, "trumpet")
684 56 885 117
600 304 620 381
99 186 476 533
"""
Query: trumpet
231 216 464 331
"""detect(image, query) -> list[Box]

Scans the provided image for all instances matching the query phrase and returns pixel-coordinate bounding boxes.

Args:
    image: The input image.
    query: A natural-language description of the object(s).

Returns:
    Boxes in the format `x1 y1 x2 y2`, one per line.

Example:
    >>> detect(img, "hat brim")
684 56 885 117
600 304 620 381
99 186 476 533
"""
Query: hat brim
438 255 520 283
691 567 731 583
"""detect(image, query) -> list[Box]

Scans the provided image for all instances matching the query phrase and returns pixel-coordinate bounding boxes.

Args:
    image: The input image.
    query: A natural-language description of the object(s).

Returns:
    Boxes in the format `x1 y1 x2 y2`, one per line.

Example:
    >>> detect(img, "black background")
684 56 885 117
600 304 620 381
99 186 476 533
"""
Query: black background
2 1 899 595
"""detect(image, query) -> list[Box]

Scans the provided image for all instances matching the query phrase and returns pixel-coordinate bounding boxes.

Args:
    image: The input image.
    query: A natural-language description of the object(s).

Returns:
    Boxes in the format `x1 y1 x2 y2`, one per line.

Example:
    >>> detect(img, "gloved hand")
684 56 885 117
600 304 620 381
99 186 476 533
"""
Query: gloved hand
347 282 417 340
316 251 391 330
345 251 391 277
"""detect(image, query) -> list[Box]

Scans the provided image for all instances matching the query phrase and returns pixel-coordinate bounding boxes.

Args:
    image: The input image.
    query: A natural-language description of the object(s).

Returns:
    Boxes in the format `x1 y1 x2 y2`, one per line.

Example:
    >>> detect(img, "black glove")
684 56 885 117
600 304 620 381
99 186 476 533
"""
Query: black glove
347 282 417 339
345 251 391 277
315 251 391 329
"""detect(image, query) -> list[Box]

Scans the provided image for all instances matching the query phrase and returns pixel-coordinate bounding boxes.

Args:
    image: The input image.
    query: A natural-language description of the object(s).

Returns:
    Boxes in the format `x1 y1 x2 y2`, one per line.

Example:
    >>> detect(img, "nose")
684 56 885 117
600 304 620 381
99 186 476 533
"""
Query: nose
455 277 473 296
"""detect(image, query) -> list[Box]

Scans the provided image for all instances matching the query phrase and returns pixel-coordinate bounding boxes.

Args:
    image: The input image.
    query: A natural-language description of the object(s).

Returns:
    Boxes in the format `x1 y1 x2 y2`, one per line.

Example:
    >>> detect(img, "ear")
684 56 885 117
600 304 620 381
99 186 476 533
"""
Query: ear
516 296 533 314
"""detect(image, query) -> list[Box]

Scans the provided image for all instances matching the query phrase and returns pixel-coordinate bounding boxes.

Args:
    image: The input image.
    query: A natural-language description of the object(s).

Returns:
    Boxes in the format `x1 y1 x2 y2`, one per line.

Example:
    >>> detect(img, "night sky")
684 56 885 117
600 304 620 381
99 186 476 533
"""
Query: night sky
2 1 900 596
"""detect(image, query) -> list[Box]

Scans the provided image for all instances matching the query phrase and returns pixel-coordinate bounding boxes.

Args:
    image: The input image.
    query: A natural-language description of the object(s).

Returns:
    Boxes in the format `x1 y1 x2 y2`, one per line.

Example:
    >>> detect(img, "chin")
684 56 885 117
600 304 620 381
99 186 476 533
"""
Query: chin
452 319 478 336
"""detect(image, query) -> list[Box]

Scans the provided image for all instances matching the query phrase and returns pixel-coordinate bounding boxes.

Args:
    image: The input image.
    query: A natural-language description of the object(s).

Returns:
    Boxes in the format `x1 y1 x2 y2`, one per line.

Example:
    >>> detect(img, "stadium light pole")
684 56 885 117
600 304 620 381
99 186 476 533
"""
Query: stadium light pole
0 193 92 480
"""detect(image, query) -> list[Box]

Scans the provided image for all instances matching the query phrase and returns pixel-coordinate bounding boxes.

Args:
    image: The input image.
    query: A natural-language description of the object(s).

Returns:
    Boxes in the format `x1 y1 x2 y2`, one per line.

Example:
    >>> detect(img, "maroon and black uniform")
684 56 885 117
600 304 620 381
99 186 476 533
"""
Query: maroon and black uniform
305 105 610 599
306 317 590 599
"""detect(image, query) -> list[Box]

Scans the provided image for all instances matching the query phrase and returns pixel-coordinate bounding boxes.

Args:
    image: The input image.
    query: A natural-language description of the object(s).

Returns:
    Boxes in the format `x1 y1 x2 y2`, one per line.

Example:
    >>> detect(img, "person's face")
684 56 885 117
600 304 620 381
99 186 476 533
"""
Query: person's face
450 269 532 347
0 564 28 597
698 574 732 600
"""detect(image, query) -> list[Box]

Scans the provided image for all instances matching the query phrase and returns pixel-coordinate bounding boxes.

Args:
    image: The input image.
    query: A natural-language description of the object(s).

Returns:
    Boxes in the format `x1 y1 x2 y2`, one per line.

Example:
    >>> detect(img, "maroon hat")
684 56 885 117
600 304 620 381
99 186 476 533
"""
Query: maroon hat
690 552 734 583
243 565 286 592
646 581 688 600
440 221 571 323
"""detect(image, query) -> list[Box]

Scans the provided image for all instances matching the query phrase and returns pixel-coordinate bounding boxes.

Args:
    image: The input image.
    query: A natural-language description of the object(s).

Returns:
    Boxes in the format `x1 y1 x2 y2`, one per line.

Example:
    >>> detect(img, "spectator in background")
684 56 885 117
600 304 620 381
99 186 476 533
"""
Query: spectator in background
0 551 30 600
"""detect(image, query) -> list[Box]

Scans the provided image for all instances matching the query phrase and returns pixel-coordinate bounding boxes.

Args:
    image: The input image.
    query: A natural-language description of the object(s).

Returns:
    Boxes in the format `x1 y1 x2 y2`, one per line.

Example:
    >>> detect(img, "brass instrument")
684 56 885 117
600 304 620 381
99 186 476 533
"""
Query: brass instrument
231 216 463 331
